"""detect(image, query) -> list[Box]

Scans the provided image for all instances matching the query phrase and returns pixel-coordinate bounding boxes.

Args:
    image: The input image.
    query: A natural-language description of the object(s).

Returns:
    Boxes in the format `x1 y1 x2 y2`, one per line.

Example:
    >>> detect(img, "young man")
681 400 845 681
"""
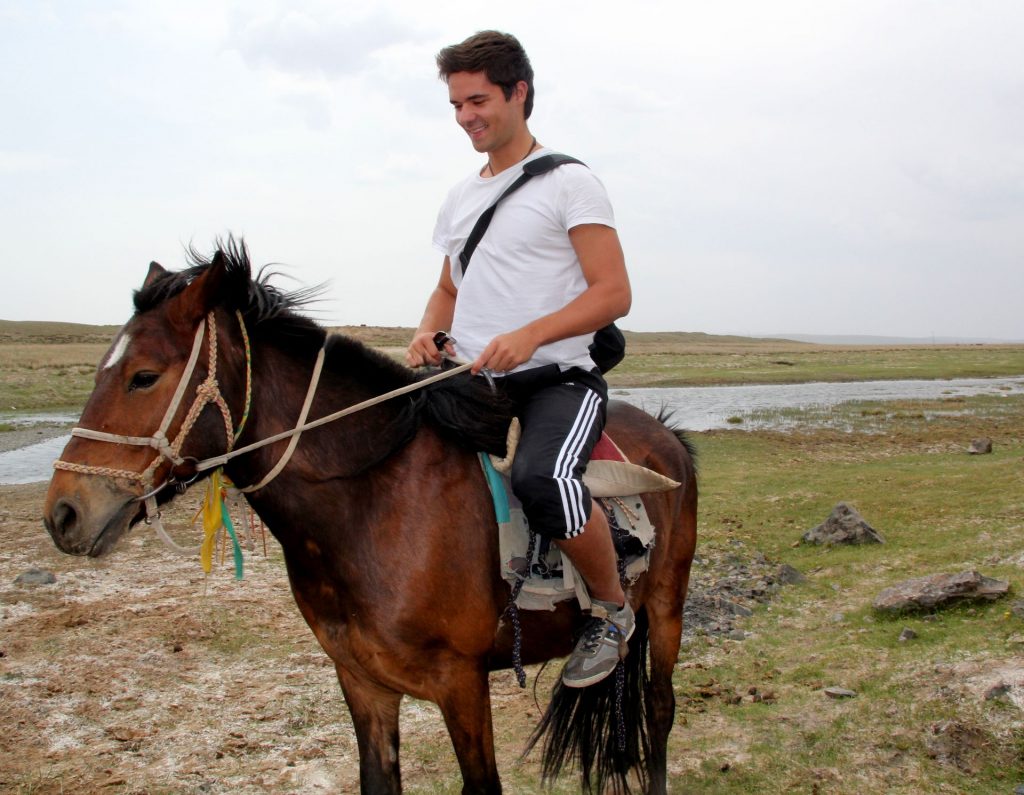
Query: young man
406 30 633 688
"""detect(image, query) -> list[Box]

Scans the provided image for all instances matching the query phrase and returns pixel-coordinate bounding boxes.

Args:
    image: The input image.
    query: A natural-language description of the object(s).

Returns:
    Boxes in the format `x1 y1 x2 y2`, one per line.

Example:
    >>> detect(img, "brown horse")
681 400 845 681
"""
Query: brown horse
43 240 697 794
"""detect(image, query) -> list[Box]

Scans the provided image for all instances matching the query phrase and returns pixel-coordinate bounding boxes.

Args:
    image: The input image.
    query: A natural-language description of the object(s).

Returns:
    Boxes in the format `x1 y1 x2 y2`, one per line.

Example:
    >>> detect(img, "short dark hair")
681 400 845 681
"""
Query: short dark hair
436 31 535 119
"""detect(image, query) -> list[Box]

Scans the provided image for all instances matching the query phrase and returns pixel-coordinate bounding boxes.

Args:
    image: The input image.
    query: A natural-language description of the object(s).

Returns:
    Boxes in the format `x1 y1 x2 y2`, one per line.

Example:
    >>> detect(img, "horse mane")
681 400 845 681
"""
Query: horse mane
133 237 512 457
133 237 324 330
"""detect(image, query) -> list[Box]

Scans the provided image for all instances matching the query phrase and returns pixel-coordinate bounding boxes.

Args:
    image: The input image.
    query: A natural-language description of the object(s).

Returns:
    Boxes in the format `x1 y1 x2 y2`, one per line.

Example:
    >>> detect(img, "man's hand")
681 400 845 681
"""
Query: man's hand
406 330 454 367
472 326 541 374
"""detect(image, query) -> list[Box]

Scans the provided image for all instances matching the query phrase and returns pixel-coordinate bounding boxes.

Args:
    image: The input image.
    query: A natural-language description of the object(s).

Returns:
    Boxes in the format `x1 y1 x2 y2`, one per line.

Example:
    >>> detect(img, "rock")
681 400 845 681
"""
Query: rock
967 437 993 455
776 564 806 585
13 567 56 586
802 503 884 545
873 570 1010 613
824 687 857 699
727 629 747 641
830 612 846 623
1010 600 1024 620
925 720 989 773
898 627 918 642
716 597 753 617
983 683 1010 701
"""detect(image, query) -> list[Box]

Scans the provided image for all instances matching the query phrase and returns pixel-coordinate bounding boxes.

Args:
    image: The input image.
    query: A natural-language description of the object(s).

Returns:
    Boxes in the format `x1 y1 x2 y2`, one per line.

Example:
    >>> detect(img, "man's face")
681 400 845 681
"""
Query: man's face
447 71 526 154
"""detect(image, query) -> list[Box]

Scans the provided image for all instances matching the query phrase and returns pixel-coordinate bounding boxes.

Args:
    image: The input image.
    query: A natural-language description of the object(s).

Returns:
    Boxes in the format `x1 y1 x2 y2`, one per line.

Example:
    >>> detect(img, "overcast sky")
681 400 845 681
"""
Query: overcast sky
2 1 1022 340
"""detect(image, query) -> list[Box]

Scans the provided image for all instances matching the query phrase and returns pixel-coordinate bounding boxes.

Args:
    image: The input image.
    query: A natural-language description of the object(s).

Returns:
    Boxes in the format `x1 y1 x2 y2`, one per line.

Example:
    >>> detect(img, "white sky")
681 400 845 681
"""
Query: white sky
2 1 1022 340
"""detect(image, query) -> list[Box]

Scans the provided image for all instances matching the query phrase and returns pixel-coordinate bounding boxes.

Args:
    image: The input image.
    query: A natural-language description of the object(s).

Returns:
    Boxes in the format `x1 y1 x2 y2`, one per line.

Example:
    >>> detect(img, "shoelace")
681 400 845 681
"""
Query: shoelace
579 616 621 654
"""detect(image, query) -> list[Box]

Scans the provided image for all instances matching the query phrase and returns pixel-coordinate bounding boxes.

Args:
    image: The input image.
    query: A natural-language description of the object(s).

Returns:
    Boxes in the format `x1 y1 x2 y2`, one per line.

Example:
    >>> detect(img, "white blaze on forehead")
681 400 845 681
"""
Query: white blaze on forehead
103 333 132 370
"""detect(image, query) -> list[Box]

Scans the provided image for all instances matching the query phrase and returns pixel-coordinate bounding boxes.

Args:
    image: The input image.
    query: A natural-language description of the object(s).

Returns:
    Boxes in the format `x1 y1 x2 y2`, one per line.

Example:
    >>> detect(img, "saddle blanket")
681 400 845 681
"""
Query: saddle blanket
480 426 680 612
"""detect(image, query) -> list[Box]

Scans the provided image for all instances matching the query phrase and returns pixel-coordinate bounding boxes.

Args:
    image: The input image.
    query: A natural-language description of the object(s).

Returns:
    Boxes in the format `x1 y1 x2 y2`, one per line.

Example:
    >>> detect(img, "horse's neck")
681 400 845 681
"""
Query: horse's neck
226 335 414 496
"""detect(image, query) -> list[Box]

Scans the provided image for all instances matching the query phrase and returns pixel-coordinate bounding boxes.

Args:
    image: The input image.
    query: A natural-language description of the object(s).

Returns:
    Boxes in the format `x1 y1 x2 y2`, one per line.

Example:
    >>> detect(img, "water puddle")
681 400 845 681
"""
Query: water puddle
613 375 1024 431
0 435 71 485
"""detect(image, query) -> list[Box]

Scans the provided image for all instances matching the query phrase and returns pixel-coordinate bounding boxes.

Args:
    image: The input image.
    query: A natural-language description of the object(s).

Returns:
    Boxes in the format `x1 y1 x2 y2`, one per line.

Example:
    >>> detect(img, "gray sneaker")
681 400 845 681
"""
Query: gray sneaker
562 599 636 688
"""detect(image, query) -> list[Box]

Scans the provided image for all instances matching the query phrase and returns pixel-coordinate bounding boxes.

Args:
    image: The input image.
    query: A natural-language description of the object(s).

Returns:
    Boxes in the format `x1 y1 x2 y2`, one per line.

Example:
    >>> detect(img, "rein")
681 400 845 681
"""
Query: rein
54 313 472 556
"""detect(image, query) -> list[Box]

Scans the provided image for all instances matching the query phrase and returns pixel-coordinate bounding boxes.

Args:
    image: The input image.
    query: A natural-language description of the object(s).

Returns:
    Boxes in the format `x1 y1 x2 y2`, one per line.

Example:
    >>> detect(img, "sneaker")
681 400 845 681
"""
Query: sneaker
561 599 636 688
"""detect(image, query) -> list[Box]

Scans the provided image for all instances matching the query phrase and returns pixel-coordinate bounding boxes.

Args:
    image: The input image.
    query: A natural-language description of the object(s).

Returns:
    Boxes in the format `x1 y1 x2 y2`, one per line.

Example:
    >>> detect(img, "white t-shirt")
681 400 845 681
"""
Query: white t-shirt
432 148 617 373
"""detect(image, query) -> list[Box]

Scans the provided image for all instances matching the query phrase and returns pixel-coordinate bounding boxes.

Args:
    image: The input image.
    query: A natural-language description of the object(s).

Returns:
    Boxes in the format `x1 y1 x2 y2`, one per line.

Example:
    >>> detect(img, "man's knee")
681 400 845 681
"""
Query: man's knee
511 467 590 538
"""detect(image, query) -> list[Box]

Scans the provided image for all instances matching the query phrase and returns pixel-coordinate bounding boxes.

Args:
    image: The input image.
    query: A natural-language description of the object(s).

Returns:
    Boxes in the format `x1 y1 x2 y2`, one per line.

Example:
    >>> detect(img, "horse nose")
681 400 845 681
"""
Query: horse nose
46 497 81 541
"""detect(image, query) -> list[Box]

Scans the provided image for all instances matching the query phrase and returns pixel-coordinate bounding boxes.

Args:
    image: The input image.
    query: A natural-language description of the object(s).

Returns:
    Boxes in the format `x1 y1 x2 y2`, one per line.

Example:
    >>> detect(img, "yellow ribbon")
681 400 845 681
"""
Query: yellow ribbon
198 469 244 579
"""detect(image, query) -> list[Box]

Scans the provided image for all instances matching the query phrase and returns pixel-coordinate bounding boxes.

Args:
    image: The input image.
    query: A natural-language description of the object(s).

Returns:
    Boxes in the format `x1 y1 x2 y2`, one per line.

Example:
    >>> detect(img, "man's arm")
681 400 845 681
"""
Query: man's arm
406 256 458 367
471 223 630 373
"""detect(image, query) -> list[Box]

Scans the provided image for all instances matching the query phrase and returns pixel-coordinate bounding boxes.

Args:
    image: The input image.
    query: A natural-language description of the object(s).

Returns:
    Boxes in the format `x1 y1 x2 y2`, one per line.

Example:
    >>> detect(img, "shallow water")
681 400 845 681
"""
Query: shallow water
613 375 1024 432
0 435 71 485
2 376 1022 485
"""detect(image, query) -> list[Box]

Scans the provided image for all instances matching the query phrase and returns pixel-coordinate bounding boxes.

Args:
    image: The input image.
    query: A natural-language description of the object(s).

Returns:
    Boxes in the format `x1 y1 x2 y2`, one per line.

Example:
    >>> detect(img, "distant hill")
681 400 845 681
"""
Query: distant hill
4 320 1017 349
0 320 122 344
760 333 1024 345
623 330 797 345
0 319 793 349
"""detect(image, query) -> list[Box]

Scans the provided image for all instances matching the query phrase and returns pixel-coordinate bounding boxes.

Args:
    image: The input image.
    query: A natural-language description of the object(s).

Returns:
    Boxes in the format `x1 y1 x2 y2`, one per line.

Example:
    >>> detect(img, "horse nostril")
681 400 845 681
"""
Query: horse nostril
50 498 80 538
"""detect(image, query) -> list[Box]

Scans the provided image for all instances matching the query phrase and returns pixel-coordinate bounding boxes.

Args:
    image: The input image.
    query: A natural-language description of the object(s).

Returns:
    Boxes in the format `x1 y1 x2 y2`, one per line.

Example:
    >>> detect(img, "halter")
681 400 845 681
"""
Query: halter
54 310 252 493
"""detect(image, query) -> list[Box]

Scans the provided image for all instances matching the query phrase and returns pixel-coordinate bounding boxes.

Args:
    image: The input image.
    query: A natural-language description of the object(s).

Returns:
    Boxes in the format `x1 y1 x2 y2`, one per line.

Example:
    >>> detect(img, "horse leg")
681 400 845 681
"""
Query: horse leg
644 579 691 794
435 663 502 794
334 664 403 794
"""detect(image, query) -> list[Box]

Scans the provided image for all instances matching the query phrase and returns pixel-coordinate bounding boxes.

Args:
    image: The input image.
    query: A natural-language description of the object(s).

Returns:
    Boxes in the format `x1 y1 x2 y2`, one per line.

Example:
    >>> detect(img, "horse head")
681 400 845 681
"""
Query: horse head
43 247 251 556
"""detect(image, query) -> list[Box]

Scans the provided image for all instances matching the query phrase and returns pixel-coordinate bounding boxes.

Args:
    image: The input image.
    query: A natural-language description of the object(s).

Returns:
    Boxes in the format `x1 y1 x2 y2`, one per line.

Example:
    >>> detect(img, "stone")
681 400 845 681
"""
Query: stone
925 720 989 773
967 437 993 455
13 567 56 586
1010 600 1024 620
983 683 1010 701
716 597 753 617
824 687 857 699
776 564 806 585
873 570 1010 613
802 503 884 545
898 627 918 642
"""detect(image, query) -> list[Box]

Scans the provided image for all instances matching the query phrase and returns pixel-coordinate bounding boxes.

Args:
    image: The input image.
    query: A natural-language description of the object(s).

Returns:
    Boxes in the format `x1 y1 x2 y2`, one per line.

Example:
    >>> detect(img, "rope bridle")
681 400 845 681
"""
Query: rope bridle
54 310 249 491
53 311 472 550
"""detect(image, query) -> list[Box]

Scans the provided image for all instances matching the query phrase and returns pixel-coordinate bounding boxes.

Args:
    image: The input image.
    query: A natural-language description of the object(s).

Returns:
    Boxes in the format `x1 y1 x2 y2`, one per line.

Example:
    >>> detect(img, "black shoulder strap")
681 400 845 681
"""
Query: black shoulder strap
457 154 585 275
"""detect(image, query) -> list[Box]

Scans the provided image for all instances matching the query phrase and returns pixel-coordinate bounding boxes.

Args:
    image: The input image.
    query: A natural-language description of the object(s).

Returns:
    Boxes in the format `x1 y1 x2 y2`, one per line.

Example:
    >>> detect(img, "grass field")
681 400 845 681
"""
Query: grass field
668 396 1024 793
1 321 1022 791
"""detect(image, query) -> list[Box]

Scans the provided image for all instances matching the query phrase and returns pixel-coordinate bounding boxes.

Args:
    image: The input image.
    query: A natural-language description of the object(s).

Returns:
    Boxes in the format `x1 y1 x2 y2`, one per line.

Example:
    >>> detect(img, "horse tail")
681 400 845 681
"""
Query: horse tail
526 607 652 794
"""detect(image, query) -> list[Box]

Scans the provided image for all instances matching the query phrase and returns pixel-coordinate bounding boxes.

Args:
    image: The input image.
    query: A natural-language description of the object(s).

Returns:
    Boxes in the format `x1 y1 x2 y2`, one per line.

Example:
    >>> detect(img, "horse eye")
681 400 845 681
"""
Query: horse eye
128 371 160 392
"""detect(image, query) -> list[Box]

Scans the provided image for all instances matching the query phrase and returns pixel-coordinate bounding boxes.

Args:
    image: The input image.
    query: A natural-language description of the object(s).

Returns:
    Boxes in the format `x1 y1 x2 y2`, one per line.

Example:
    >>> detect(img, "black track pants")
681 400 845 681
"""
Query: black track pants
499 365 608 540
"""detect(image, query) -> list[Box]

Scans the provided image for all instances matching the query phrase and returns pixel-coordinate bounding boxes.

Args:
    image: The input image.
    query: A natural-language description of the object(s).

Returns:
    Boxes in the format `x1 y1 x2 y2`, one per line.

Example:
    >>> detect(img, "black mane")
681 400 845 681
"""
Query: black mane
133 237 324 330
134 237 513 456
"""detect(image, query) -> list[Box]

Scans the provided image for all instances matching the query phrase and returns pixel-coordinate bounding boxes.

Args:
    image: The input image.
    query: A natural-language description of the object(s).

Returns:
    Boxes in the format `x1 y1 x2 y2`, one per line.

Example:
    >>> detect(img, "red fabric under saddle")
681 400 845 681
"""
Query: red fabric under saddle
591 432 626 463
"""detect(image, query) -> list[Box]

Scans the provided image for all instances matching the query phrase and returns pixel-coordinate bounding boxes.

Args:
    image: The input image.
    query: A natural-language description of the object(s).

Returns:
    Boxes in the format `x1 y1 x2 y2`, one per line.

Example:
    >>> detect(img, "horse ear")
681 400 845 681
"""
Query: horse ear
168 251 228 328
143 261 166 289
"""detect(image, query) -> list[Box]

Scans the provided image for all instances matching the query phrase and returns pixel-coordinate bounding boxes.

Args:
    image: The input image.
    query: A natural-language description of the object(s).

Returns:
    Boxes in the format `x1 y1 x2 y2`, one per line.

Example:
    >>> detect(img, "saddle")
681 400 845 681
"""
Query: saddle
480 419 680 612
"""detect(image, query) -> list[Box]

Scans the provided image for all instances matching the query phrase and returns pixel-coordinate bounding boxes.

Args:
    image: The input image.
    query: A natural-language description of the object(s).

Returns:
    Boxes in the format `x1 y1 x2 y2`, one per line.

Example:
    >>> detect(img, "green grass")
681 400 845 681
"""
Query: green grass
666 392 1024 793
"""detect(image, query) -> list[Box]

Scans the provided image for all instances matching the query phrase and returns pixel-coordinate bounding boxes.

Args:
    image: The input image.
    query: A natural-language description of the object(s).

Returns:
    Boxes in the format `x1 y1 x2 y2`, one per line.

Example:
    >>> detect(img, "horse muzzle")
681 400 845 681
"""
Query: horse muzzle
43 473 144 557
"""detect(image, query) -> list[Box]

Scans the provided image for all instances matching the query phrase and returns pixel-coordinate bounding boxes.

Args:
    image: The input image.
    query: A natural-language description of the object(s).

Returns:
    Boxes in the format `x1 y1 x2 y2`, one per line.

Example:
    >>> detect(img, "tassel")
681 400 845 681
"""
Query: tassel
199 469 244 579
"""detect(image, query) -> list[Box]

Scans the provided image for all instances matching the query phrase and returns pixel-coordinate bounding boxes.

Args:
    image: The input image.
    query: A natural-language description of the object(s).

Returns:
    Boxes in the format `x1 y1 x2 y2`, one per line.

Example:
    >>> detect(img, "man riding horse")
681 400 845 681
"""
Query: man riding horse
406 30 633 688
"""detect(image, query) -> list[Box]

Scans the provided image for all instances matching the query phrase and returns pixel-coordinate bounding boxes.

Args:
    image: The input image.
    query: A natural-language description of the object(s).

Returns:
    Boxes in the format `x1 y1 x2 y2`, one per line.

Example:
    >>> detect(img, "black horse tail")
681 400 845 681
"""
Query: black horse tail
526 607 652 794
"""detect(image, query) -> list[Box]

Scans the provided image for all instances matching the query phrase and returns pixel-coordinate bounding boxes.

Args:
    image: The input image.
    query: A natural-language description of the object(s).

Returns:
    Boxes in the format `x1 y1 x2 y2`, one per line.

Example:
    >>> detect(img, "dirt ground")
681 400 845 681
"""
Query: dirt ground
1 478 770 794
1 481 375 794
1 472 755 794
